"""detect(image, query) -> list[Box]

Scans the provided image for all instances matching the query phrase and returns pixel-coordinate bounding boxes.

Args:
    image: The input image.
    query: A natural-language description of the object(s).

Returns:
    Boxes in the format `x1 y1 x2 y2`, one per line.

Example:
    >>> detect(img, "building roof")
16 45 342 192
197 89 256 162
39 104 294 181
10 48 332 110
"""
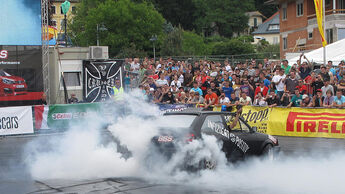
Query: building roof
246 11 267 19
252 12 279 35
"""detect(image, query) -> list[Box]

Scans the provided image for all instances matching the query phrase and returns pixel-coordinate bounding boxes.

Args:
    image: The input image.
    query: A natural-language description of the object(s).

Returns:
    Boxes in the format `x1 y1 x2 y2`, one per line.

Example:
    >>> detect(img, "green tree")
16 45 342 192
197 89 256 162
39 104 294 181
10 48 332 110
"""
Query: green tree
210 39 255 55
160 26 183 56
70 0 165 56
255 0 278 18
193 0 254 38
182 31 208 55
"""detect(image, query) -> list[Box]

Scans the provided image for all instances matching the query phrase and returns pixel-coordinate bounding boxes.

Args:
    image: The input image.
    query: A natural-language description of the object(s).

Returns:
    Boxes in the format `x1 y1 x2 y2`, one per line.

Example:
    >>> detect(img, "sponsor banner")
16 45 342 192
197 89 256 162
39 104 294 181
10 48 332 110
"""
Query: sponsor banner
0 106 33 135
158 104 195 113
242 106 271 134
34 103 102 129
269 107 345 138
83 60 123 102
0 46 43 107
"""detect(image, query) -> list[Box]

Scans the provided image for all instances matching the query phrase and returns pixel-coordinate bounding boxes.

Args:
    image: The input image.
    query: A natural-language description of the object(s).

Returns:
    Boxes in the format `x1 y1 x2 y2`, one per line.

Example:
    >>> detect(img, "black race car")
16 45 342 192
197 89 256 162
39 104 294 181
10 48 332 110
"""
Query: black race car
148 109 280 170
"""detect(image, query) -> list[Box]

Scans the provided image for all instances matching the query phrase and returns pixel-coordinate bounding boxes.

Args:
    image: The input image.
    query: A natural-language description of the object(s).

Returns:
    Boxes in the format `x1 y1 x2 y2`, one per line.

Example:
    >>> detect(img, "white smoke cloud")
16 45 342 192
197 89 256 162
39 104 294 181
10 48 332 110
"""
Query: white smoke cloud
25 90 345 193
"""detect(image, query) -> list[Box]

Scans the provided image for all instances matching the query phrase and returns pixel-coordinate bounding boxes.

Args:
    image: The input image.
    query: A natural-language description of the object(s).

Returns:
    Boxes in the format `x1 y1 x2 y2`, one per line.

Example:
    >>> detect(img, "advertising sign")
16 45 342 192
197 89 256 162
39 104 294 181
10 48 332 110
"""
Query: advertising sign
158 104 195 113
0 106 33 135
0 0 42 45
242 106 271 134
269 107 345 138
0 46 44 107
34 103 102 129
83 60 123 102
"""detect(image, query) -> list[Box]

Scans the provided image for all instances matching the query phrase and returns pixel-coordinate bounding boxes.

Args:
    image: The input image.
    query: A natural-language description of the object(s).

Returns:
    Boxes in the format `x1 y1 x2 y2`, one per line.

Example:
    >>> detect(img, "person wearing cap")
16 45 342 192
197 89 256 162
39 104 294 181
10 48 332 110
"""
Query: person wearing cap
287 88 302 107
300 94 311 107
311 89 323 107
332 90 345 108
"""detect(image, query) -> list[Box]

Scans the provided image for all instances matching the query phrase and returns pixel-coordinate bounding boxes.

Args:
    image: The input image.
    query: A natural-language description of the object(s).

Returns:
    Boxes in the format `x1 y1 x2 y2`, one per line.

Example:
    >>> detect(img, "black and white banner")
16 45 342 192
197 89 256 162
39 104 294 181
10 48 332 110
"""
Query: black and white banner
83 60 123 102
0 106 34 135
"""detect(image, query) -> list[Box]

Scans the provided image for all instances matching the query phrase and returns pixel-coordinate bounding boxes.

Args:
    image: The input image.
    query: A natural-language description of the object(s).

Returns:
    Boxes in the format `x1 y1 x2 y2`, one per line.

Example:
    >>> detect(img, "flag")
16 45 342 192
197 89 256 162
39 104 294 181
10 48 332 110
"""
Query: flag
314 0 327 47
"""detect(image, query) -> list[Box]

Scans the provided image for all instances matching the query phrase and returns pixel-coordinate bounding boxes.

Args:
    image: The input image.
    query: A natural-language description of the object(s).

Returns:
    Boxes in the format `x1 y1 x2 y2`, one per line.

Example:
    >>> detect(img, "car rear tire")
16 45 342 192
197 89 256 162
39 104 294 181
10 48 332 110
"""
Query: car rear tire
262 144 274 161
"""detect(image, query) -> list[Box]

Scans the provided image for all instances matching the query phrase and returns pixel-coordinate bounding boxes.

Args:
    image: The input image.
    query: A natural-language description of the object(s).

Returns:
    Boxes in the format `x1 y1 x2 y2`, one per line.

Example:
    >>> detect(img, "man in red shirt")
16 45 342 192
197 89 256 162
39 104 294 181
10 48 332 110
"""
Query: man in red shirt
296 79 307 95
254 80 268 97
204 88 219 109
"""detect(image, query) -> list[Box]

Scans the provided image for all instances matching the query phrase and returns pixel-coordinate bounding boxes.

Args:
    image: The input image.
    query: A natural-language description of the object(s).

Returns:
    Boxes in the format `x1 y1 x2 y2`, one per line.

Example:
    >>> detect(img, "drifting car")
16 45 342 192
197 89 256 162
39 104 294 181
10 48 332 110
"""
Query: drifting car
0 70 27 96
149 109 280 170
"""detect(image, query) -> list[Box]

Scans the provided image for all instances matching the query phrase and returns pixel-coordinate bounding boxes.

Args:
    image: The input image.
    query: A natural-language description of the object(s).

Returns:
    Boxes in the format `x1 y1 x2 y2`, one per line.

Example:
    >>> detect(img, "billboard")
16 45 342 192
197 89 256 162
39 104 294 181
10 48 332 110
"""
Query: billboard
0 46 44 107
0 0 42 45
83 60 123 102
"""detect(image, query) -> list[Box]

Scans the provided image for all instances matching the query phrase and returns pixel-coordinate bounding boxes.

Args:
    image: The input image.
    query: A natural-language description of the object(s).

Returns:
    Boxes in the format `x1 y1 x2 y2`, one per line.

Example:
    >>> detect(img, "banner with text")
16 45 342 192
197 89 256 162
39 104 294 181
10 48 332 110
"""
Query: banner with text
34 103 102 129
0 106 33 135
269 107 345 139
242 106 271 134
158 104 195 113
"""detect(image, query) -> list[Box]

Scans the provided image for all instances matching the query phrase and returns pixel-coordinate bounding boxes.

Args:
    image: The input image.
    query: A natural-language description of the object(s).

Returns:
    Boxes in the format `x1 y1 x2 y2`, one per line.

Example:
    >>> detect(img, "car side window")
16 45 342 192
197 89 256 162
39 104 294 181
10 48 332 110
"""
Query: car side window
224 114 241 131
201 115 224 134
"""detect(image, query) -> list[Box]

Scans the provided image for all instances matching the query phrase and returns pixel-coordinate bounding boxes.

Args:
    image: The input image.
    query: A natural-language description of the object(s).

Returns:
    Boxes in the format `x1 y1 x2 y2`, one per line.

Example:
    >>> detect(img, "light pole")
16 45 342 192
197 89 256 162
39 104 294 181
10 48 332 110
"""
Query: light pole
61 0 70 47
96 24 107 46
150 35 157 62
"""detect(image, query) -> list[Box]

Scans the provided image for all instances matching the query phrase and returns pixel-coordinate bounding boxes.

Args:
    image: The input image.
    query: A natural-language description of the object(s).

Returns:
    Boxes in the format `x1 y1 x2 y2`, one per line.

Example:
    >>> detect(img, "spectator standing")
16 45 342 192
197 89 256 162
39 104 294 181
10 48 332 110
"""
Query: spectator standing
280 91 291 106
190 81 203 96
336 76 345 95
321 80 334 97
239 92 252 105
240 78 254 98
311 74 324 95
156 72 168 87
320 66 330 81
266 91 280 107
210 81 221 96
285 71 299 94
296 80 307 95
323 90 334 107
204 88 219 109
222 80 233 99
160 91 176 104
288 88 303 107
281 59 291 75
254 80 269 97
298 55 312 79
300 94 311 107
170 74 182 88
311 89 323 107
272 69 286 98
332 90 345 108
253 92 267 106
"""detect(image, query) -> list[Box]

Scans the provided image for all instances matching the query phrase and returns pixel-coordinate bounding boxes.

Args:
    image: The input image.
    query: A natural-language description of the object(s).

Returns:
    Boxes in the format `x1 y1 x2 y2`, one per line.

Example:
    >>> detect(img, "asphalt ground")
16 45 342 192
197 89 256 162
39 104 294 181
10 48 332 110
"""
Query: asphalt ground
0 133 344 194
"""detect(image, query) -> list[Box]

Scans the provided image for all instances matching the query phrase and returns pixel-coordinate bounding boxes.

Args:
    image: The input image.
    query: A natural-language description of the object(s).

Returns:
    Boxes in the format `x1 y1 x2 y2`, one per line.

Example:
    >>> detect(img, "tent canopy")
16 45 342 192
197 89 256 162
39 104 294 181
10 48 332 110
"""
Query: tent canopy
288 38 345 66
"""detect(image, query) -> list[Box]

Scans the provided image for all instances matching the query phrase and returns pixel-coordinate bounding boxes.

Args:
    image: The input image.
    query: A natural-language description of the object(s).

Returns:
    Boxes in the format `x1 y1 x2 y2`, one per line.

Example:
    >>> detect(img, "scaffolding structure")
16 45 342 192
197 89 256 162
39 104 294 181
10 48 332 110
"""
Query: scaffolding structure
41 0 50 104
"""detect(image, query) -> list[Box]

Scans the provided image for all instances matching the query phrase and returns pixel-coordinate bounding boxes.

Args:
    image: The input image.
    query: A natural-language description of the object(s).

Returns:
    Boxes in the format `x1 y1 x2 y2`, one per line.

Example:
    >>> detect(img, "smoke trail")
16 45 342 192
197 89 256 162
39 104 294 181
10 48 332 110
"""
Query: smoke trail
25 90 345 193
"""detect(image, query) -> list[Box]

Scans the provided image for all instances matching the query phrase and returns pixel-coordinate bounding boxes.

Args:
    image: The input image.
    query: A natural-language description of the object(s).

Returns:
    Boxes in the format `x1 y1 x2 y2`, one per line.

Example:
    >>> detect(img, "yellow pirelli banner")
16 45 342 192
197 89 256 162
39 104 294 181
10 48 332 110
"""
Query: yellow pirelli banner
242 106 345 139
269 107 345 138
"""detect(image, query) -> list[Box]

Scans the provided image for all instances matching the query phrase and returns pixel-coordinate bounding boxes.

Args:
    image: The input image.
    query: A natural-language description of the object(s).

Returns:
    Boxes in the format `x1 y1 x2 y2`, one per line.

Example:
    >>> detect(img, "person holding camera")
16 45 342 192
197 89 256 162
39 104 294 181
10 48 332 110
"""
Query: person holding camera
253 92 267 106
280 91 291 106
266 90 280 107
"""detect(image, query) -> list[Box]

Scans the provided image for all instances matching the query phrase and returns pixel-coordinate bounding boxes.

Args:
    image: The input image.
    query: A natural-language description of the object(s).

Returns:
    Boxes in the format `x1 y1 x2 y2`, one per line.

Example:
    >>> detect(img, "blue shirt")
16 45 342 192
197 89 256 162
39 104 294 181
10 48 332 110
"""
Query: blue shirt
222 87 233 99
334 95 345 105
190 87 203 96
264 79 271 88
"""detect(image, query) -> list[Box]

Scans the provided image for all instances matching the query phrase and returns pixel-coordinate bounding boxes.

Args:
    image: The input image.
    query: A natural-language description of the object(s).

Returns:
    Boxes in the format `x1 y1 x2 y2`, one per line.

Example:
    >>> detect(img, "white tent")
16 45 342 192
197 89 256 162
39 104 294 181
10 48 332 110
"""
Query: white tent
288 38 345 66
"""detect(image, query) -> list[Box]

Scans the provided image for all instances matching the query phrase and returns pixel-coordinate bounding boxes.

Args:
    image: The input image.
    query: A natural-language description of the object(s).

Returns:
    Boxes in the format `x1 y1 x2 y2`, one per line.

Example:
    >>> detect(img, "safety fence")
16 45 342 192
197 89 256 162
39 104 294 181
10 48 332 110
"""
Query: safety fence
1 103 345 139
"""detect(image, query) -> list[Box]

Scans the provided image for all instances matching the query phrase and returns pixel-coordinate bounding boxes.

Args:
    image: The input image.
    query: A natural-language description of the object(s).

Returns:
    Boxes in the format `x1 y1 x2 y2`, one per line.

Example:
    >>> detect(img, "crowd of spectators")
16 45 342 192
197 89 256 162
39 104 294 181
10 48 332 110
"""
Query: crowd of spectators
123 55 345 109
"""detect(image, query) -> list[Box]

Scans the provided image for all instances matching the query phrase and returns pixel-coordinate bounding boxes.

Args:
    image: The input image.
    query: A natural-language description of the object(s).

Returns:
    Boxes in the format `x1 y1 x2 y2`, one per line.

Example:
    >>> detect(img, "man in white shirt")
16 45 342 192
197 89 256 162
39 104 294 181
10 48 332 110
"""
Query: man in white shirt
239 92 252 105
272 68 286 98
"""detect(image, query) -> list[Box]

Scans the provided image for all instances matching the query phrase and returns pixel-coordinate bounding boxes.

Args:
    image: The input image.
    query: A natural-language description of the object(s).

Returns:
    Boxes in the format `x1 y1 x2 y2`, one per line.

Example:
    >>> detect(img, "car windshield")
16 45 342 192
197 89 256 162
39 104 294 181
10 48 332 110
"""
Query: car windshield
0 70 10 76
157 115 196 129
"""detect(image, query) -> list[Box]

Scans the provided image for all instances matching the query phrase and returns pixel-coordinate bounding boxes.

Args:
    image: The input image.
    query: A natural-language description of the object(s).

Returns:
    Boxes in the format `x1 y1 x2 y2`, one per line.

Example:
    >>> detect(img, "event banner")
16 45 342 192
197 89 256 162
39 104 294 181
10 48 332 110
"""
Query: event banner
242 106 271 134
269 107 345 139
0 106 33 135
34 103 102 129
0 46 44 107
83 60 123 102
